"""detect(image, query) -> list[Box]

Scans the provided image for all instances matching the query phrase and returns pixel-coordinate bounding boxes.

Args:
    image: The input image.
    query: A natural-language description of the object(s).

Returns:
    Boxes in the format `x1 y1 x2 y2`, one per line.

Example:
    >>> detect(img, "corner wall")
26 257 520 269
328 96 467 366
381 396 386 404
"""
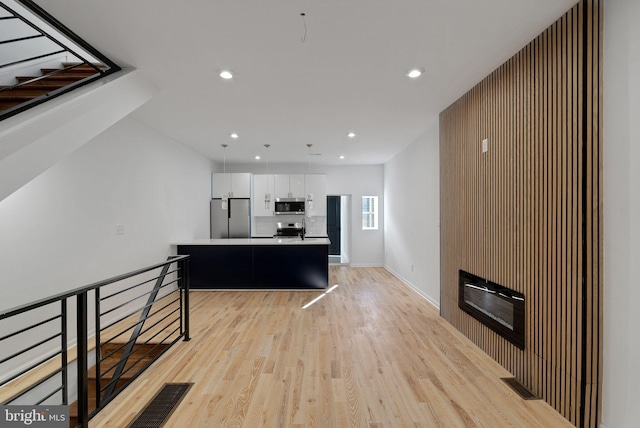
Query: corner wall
601 0 640 427
383 120 440 306
439 1 602 426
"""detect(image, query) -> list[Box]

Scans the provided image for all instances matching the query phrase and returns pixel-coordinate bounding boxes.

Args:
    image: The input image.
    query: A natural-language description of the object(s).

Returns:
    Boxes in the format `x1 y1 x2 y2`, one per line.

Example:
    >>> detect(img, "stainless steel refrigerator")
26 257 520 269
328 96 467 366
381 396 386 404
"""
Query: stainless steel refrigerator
210 198 251 238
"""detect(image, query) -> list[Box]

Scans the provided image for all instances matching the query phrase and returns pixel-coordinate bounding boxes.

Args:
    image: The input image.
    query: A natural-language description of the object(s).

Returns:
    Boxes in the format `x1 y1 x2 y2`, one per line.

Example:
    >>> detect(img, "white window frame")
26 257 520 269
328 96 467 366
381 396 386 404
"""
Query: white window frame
361 196 379 230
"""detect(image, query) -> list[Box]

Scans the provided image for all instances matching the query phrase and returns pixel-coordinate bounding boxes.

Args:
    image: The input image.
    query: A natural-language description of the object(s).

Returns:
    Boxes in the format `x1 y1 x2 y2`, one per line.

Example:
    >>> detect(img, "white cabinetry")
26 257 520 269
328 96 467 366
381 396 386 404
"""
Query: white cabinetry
305 174 327 217
252 174 275 217
274 174 305 198
212 173 251 198
274 174 289 199
289 174 305 198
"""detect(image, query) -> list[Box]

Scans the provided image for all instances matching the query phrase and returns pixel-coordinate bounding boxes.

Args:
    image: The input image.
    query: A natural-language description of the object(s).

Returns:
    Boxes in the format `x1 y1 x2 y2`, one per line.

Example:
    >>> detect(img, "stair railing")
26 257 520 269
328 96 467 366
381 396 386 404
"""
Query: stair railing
0 0 120 120
0 255 190 428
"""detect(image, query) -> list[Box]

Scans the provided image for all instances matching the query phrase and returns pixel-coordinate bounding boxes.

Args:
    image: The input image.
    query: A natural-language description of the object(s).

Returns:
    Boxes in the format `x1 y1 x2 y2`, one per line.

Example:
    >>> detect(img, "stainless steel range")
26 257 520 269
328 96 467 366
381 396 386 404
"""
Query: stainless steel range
275 222 305 238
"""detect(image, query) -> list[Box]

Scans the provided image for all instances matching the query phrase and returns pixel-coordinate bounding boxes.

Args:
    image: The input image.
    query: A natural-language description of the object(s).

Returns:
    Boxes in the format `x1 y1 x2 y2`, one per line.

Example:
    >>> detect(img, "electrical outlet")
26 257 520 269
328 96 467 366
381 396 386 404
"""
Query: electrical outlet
482 138 488 153
116 224 124 235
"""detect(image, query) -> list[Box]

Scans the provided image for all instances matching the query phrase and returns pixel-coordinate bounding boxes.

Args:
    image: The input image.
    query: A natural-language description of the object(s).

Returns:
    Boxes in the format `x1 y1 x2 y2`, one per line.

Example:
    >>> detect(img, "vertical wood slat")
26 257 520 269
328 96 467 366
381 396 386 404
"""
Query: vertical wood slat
438 1 601 426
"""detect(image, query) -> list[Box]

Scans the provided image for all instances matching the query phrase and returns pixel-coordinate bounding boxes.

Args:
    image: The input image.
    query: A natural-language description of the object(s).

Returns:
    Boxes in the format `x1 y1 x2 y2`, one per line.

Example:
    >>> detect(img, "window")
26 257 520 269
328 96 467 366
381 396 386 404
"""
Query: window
361 196 378 230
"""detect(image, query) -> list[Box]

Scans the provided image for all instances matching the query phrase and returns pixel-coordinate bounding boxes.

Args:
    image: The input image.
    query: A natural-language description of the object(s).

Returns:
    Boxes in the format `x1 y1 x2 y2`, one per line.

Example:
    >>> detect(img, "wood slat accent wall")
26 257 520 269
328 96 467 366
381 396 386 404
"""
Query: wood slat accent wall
439 1 602 426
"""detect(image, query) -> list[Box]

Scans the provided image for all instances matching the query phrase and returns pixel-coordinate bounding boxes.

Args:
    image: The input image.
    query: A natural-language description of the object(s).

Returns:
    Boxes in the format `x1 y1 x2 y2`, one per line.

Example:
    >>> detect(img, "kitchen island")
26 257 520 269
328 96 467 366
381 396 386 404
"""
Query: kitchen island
174 238 330 290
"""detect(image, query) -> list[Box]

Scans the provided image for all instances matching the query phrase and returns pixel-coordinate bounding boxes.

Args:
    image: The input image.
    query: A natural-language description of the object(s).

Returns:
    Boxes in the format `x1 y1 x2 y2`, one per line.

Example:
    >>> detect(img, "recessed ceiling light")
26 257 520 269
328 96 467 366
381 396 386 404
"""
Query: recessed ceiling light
254 155 261 160
230 133 239 139
339 155 345 160
219 70 234 79
347 132 356 138
407 68 423 78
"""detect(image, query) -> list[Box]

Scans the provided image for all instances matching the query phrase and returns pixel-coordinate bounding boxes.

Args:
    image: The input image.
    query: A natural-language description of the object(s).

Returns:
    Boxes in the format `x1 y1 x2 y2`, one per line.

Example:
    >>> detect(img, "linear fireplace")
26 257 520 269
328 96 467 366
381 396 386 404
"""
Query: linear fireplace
458 270 525 349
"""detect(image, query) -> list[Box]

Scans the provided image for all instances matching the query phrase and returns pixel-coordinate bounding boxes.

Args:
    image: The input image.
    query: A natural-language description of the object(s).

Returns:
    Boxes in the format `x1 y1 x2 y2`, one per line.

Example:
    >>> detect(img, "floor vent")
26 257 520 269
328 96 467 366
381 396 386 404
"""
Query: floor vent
501 377 539 400
127 383 193 428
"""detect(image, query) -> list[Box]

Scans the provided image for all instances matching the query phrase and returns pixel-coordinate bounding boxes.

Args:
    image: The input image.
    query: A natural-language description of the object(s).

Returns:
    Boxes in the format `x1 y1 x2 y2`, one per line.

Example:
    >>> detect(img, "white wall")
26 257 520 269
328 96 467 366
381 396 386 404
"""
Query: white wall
383 120 440 307
226 163 385 266
0 117 212 311
0 69 156 203
602 0 640 427
340 195 351 263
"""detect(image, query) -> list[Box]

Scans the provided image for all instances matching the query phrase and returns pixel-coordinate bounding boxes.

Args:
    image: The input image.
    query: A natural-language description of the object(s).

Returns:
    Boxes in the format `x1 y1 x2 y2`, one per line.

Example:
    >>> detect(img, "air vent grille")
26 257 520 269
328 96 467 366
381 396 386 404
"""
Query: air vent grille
127 383 192 428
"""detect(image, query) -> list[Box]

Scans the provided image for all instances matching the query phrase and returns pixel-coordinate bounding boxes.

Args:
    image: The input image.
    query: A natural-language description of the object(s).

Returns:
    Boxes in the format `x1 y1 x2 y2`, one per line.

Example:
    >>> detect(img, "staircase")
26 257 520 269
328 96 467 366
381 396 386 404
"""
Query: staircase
68 342 169 428
0 63 105 111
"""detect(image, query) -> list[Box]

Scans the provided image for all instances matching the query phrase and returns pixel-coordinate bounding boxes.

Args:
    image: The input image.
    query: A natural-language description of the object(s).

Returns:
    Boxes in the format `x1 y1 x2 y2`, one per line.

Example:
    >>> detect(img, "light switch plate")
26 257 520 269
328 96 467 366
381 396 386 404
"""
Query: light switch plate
482 138 488 153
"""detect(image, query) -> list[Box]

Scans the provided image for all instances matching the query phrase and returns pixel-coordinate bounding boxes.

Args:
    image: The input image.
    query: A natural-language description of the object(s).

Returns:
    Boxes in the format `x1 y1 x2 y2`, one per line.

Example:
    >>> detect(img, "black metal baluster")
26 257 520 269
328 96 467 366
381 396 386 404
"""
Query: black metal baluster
61 299 68 405
183 257 191 342
76 292 88 428
94 288 101 412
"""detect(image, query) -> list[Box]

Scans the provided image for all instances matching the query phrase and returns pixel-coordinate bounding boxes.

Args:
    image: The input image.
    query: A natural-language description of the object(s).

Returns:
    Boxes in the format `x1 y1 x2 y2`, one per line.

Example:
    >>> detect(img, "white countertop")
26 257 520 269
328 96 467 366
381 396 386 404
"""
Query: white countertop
173 237 330 246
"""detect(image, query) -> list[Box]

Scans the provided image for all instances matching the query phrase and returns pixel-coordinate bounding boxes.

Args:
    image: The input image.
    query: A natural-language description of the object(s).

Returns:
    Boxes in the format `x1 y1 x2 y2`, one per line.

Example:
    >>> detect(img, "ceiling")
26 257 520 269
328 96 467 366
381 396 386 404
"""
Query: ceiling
36 0 577 166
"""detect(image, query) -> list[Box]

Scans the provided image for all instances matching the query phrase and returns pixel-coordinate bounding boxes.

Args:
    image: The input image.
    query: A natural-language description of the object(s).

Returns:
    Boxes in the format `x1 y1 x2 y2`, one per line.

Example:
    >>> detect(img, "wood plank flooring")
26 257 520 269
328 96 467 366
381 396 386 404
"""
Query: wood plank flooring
89 266 572 427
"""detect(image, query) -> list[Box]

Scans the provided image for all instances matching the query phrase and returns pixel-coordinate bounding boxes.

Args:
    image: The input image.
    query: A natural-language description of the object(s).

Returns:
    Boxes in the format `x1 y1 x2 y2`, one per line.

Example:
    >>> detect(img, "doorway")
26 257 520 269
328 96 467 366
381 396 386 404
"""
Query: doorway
327 195 350 264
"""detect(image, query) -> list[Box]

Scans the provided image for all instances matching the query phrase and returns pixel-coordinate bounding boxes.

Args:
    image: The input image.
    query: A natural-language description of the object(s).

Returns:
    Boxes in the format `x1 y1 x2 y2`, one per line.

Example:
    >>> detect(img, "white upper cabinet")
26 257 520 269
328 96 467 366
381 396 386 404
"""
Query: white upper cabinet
304 174 327 217
252 174 275 217
211 173 251 198
274 174 290 199
274 174 305 199
289 174 305 198
231 173 251 198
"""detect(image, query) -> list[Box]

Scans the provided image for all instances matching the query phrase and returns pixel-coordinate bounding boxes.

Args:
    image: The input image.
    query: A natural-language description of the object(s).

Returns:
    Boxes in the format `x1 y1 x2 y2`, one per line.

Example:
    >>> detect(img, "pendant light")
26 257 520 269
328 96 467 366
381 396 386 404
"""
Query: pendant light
221 144 228 209
306 144 313 213
264 144 271 210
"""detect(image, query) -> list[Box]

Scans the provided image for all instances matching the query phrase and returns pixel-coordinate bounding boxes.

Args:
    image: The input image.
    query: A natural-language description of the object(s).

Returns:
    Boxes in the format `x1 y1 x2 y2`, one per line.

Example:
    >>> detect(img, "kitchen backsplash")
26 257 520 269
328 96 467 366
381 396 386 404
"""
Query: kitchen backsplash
252 215 327 237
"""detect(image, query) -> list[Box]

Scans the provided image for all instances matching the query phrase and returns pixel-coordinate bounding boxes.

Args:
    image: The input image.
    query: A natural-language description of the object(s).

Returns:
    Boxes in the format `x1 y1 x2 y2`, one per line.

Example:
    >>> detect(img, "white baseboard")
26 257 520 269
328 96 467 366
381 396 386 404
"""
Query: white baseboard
384 265 440 310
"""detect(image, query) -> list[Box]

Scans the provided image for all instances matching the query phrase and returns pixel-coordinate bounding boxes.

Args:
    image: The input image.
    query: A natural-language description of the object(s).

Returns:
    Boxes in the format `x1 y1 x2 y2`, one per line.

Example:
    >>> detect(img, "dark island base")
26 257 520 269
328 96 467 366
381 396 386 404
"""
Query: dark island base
177 244 329 289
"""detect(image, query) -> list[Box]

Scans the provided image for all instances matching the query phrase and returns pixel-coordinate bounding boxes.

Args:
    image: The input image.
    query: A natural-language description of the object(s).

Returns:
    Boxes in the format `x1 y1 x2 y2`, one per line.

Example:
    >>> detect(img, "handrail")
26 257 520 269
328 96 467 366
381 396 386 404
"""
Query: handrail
0 255 191 428
0 256 189 319
0 0 121 120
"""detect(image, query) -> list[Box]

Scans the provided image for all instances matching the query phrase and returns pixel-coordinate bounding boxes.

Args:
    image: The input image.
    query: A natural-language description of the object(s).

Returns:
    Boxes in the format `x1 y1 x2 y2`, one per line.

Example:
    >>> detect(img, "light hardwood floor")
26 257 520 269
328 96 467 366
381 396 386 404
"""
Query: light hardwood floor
89 266 572 427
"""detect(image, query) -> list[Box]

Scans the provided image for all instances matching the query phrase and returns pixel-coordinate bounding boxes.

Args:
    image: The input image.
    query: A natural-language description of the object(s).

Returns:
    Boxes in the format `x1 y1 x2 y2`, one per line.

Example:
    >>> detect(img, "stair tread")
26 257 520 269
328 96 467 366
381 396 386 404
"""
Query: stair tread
62 62 108 69
0 90 51 98
1 64 110 114
0 95 49 103
101 343 169 359
40 69 100 77
16 75 89 83
1 84 68 92
68 396 98 417
90 358 156 379
68 343 170 425
0 102 23 110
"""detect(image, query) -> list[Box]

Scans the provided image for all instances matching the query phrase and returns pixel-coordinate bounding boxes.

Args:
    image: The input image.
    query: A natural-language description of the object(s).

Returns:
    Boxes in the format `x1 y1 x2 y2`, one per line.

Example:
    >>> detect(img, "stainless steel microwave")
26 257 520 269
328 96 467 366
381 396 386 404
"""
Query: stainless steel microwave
274 198 305 215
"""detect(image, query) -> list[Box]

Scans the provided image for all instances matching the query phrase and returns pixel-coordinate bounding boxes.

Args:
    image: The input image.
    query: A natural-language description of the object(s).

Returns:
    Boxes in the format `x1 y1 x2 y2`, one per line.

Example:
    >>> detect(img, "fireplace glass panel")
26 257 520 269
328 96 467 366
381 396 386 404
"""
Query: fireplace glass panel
458 270 525 349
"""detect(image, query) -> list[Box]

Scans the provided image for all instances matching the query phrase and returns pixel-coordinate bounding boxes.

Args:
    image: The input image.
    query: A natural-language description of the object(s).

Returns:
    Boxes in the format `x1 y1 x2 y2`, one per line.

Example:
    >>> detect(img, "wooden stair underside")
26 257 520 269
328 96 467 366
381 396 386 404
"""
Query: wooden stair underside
0 64 105 111
68 342 169 428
